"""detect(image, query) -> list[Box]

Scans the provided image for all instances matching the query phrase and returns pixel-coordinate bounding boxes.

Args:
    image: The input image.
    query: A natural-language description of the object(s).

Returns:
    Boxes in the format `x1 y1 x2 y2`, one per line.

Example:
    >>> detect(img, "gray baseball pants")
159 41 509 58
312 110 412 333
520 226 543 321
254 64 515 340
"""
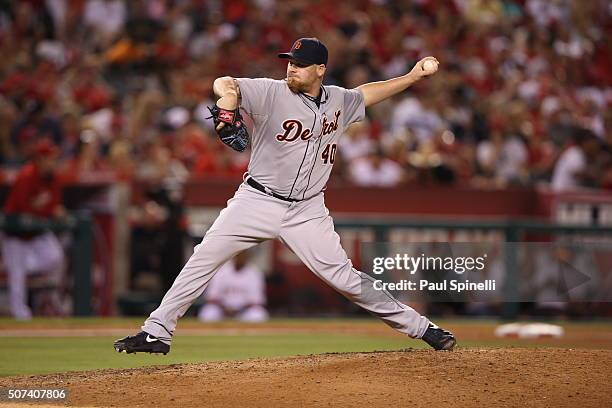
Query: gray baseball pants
142 183 430 343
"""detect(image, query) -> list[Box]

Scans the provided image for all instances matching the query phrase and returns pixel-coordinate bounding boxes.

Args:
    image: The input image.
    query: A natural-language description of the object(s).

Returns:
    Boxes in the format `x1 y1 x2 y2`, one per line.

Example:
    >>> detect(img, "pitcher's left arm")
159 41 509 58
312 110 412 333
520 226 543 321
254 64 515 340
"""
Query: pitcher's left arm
357 56 439 108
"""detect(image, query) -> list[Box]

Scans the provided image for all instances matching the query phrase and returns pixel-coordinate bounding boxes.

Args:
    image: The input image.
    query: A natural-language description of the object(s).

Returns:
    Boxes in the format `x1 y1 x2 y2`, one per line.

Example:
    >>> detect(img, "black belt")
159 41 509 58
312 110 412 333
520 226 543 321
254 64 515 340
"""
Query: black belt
245 176 300 202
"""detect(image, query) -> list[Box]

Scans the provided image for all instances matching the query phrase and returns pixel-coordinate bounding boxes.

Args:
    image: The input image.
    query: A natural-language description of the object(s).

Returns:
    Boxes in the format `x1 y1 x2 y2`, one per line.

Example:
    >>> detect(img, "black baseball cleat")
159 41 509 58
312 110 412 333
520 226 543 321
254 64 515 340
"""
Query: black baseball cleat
421 323 456 351
113 331 170 355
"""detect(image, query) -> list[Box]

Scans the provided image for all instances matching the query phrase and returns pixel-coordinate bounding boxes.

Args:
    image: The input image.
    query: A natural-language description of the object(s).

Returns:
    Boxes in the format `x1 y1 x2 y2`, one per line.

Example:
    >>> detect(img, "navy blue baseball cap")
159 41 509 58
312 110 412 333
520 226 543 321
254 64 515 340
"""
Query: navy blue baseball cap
278 38 328 65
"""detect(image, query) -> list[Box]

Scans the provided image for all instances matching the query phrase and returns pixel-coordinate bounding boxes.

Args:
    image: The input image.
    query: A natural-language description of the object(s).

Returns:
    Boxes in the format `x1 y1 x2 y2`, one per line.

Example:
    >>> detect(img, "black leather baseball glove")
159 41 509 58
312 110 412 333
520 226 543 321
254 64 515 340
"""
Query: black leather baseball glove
207 105 250 152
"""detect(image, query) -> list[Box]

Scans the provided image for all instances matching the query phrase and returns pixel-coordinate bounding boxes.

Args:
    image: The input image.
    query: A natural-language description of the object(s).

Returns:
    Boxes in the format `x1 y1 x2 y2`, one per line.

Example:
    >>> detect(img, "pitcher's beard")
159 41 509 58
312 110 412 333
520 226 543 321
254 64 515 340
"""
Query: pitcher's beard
287 77 307 93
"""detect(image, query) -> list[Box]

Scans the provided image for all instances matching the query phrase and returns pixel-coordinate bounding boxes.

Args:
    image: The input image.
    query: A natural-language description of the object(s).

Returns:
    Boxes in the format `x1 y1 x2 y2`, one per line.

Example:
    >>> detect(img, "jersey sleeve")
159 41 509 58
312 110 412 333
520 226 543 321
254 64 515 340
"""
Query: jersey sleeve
3 170 30 214
343 88 366 127
236 78 276 117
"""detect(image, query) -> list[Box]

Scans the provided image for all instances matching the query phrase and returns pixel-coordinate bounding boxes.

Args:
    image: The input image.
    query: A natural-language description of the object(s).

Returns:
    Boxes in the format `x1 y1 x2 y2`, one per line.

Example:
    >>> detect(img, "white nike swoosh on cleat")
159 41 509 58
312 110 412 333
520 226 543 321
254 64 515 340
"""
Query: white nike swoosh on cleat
145 335 158 343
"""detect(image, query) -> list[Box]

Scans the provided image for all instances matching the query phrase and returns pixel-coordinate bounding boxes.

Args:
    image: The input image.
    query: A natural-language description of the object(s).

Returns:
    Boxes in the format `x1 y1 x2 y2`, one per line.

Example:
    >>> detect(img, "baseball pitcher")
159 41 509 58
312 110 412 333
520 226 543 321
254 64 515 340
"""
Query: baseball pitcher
115 38 456 354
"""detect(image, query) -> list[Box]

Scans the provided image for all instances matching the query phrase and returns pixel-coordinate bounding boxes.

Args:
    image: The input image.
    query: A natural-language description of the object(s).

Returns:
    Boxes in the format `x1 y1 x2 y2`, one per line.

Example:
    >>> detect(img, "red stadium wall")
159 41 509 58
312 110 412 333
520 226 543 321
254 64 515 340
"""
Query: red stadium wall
3 180 611 315
175 178 546 217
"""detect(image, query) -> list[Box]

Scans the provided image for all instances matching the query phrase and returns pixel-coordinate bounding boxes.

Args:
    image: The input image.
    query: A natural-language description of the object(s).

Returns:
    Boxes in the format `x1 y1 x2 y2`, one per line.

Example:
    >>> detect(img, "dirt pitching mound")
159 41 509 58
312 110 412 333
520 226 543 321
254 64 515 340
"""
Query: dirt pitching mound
2 348 611 408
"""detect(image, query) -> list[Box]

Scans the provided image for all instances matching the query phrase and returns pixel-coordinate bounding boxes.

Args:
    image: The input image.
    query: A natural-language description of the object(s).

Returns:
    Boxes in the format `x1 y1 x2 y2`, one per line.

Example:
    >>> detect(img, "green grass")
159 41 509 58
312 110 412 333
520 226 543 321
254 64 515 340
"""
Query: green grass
1 317 610 377
0 333 423 377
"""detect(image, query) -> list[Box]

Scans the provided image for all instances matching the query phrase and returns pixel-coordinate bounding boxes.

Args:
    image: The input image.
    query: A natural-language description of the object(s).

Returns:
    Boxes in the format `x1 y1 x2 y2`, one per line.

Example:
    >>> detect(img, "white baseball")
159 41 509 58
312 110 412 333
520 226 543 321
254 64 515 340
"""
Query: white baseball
423 60 438 72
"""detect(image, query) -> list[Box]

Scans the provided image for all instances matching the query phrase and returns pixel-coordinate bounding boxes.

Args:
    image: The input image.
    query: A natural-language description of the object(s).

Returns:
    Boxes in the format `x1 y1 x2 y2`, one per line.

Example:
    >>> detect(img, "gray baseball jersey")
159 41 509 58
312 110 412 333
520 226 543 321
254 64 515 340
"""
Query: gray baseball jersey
237 78 364 200
142 78 430 344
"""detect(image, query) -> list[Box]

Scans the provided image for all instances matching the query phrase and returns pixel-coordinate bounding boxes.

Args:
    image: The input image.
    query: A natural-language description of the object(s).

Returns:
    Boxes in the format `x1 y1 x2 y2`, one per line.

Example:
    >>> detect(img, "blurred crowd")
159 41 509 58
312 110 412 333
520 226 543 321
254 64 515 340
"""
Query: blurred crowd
0 0 610 192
